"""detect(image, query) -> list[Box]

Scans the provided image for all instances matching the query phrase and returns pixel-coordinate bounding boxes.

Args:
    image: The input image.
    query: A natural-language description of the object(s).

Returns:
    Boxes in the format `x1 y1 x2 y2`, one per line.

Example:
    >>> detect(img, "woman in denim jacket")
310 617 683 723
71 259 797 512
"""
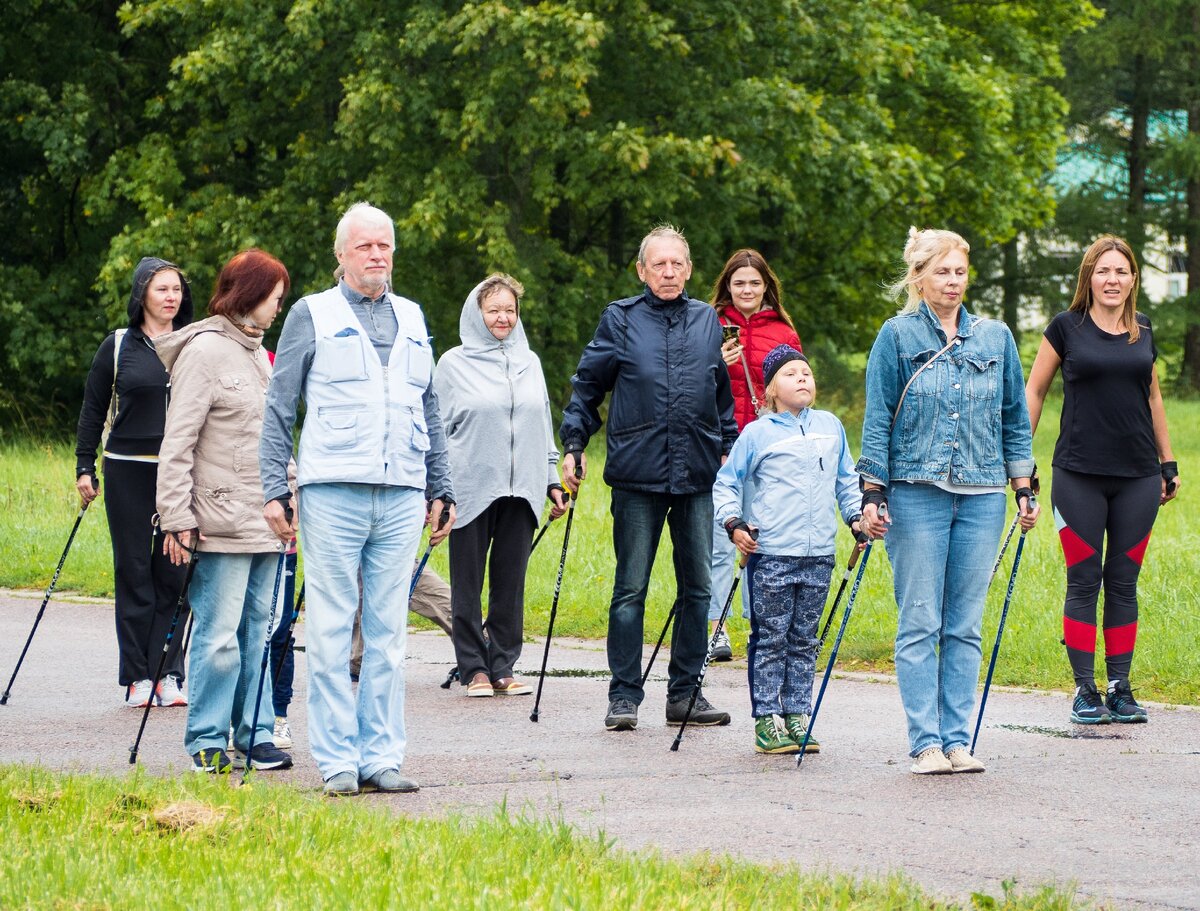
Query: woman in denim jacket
857 227 1039 775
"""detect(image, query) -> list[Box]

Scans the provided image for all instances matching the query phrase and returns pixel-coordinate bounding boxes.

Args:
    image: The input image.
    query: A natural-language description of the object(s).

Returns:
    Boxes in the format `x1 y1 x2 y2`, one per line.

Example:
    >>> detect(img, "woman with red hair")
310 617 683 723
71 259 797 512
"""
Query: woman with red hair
155 249 297 773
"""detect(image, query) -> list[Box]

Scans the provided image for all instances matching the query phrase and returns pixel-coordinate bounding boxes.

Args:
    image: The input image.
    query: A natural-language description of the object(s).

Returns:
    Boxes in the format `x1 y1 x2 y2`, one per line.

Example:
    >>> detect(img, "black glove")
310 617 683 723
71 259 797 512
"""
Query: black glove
1162 461 1179 494
862 487 887 513
1014 486 1035 511
725 518 751 542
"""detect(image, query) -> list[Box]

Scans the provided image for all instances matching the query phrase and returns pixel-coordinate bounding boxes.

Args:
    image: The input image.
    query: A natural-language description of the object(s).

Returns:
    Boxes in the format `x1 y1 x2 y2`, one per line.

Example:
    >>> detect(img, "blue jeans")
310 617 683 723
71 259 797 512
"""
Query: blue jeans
184 550 285 756
300 483 424 781
709 515 750 622
608 489 712 703
885 483 1006 756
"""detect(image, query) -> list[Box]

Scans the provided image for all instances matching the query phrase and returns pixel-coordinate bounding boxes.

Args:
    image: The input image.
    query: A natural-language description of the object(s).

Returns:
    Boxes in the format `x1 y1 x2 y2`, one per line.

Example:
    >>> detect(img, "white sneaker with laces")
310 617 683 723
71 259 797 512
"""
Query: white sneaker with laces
945 747 985 773
155 675 188 706
910 746 953 775
126 679 153 708
273 716 293 749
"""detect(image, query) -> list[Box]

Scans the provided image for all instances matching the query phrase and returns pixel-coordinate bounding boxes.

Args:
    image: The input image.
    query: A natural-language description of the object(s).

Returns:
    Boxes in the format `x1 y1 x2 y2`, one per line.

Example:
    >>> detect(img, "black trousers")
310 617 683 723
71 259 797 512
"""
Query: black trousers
449 497 535 683
1053 467 1161 685
103 457 190 685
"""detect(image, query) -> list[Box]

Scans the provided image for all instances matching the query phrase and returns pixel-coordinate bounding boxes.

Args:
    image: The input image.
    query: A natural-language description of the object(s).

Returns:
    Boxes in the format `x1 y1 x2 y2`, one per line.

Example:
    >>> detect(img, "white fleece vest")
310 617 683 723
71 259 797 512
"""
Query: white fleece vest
297 287 433 489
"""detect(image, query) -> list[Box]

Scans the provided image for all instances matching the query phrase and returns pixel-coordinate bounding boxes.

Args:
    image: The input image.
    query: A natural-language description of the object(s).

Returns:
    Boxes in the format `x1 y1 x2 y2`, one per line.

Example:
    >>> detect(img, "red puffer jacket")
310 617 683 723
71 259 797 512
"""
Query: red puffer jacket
716 305 802 432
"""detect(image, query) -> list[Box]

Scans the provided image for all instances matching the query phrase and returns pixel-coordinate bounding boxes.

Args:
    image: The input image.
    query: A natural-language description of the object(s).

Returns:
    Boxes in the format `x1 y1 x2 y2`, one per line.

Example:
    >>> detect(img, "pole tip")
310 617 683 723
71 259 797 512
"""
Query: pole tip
529 712 539 722
0 693 9 705
669 742 680 752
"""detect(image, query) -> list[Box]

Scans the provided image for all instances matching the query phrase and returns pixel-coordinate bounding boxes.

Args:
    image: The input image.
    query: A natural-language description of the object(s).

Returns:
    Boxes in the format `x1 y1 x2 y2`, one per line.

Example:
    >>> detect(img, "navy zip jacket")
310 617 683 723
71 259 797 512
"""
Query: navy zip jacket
559 286 737 494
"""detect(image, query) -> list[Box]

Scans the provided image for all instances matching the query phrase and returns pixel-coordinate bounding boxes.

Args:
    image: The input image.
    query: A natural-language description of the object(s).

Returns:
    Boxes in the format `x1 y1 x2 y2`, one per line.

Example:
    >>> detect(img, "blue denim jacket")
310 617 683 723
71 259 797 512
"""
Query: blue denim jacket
857 301 1034 487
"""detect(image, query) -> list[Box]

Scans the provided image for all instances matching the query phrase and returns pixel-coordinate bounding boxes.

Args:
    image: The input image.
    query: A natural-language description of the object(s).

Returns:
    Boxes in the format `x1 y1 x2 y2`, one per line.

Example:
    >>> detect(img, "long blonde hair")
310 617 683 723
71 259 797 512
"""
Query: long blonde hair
1069 235 1141 344
887 227 970 313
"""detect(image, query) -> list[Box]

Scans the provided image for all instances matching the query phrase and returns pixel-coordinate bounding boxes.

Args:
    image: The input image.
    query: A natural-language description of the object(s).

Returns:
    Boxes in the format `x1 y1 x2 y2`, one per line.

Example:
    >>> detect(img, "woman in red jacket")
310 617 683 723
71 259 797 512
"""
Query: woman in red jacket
707 249 802 657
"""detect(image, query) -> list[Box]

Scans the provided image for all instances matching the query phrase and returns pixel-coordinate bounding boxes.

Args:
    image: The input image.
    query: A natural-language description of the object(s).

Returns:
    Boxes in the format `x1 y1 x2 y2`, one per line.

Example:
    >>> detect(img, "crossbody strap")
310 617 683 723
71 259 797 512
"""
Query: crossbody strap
890 335 959 430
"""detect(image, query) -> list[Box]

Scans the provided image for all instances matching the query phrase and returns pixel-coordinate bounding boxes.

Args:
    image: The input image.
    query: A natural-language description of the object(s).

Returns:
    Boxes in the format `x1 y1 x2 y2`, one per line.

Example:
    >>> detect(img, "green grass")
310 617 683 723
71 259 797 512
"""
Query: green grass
0 765 1088 911
4 394 1197 703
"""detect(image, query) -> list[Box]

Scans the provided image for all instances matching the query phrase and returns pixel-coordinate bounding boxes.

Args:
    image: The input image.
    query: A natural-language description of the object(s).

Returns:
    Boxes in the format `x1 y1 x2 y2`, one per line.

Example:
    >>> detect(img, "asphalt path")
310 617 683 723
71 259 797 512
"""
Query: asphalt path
1 590 1197 909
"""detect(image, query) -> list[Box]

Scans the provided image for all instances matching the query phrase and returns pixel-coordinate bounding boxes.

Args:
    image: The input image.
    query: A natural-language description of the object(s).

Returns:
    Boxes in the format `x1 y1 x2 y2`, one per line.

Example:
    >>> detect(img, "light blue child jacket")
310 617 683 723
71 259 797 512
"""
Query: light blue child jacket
857 301 1034 487
713 408 861 557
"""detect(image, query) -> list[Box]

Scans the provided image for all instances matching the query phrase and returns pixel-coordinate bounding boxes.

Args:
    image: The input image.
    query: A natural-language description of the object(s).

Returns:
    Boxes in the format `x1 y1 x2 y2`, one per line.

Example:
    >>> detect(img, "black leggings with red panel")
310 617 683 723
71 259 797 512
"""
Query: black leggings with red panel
1052 467 1160 686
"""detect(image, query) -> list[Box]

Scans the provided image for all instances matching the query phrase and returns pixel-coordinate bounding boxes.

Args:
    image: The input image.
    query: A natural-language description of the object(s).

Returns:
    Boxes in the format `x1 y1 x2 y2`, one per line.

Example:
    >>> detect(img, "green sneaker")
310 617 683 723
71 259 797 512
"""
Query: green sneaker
784 713 820 753
754 714 800 754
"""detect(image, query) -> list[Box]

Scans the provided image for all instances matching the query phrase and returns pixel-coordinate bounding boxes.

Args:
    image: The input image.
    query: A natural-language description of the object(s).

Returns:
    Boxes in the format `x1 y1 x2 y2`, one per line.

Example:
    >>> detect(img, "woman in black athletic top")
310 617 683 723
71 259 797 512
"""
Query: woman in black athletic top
1026 235 1179 726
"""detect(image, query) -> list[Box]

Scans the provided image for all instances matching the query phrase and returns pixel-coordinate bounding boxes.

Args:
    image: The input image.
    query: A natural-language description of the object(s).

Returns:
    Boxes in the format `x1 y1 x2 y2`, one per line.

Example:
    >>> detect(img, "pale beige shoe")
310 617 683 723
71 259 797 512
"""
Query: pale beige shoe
910 746 953 774
945 747 985 773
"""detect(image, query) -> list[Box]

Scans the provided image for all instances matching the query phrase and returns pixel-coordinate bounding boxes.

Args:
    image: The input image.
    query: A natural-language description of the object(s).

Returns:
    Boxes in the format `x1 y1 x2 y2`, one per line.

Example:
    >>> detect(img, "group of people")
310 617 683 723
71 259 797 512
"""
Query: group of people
73 205 1179 791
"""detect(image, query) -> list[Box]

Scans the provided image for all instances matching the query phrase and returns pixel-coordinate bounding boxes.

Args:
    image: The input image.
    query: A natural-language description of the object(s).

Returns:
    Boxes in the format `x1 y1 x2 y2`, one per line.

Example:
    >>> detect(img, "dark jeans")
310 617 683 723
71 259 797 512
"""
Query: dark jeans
608 489 713 703
269 551 298 718
449 497 535 682
103 457 189 685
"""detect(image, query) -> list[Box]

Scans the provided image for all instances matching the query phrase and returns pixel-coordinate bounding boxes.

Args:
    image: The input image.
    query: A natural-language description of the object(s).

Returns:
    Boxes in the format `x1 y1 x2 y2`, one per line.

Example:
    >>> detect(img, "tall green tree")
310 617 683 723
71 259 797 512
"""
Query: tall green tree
1 0 1097 425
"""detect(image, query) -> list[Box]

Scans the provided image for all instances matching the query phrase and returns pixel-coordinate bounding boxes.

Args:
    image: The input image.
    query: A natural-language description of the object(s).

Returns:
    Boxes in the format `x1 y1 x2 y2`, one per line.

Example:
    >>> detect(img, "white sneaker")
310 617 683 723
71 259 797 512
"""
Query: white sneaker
273 716 293 749
945 747 985 773
710 628 733 661
155 675 188 707
126 679 153 708
910 746 953 775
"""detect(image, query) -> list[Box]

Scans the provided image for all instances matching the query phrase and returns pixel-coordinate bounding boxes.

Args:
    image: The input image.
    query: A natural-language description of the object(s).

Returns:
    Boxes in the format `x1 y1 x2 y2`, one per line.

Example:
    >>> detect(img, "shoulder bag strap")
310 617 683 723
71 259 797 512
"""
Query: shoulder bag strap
890 334 959 430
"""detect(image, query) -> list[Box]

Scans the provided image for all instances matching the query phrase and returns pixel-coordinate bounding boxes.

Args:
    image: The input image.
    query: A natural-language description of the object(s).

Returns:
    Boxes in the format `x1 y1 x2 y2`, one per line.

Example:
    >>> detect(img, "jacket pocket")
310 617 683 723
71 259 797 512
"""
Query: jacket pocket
322 334 368 383
405 334 433 388
962 353 999 400
194 485 239 536
316 405 362 449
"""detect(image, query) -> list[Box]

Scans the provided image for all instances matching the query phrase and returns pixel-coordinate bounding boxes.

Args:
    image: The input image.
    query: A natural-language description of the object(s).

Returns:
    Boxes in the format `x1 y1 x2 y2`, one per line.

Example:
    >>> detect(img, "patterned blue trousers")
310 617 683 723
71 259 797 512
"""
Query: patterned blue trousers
745 554 835 717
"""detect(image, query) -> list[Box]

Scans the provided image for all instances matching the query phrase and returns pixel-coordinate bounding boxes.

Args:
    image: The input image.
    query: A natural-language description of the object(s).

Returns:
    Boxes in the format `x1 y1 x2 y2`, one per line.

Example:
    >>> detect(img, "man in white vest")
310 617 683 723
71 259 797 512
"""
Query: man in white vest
260 202 455 796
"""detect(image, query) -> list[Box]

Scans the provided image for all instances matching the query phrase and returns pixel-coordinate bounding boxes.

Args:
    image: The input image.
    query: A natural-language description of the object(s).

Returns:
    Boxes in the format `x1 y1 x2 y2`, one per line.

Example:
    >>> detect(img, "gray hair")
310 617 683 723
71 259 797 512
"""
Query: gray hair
888 226 970 313
637 224 691 266
477 272 525 306
333 202 395 255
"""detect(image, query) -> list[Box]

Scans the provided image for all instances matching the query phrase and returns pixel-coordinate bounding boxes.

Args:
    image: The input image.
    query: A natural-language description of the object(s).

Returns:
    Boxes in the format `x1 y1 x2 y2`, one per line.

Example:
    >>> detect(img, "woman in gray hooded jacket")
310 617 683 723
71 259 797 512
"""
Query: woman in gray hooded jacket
433 274 567 697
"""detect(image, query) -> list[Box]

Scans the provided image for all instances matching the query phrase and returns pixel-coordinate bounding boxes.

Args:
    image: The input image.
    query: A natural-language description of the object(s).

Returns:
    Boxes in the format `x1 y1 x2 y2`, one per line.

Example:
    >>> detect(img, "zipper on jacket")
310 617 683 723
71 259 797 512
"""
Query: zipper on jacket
504 347 516 491
382 364 391 472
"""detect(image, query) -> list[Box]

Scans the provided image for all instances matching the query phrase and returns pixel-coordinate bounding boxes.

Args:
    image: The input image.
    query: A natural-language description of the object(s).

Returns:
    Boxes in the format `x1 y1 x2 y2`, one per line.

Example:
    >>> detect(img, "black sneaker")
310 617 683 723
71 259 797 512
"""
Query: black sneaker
192 747 233 774
233 741 294 770
1106 679 1149 723
666 692 731 726
1070 682 1112 724
604 697 638 731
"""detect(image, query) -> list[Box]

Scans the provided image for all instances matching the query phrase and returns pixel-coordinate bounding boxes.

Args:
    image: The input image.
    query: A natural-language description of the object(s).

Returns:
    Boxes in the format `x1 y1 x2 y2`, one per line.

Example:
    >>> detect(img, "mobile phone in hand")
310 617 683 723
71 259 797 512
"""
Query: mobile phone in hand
721 325 740 345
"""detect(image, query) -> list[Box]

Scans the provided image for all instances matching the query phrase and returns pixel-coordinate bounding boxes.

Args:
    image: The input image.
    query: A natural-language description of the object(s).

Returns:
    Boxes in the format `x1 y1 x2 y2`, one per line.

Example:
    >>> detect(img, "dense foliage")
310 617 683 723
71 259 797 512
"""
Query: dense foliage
1 0 1097 428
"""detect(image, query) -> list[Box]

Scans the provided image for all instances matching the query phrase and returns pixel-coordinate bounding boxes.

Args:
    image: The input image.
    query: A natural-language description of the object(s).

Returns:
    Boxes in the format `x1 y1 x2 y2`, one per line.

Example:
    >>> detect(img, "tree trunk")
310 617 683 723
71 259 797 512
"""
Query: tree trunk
1001 236 1021 344
1181 9 1200 393
1127 52 1150 266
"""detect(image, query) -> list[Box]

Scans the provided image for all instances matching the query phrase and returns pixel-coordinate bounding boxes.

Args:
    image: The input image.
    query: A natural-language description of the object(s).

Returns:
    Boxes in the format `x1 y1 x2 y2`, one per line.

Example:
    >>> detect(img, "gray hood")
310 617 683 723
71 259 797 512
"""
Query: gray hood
127 256 194 330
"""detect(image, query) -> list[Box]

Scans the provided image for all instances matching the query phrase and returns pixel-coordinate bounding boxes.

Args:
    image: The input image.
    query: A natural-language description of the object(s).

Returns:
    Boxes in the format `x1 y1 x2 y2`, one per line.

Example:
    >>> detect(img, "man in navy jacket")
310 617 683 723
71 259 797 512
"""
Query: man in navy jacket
560 225 738 731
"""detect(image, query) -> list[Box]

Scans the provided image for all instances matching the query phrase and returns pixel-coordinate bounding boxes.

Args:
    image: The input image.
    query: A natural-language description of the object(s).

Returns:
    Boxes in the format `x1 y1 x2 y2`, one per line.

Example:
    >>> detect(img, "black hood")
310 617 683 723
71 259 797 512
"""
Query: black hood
127 256 194 330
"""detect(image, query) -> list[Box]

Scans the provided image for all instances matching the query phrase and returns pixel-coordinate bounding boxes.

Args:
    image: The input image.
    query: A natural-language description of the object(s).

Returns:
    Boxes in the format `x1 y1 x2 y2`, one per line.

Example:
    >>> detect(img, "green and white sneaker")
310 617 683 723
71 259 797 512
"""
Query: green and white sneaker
754 714 800 754
784 713 820 753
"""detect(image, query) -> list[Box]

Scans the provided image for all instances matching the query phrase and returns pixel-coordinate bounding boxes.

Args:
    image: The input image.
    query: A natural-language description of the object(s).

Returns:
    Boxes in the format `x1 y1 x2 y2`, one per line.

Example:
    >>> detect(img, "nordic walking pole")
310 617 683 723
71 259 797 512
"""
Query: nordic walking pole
410 507 451 597
530 467 581 722
529 515 553 557
798 507 885 767
971 494 1036 755
640 603 677 689
244 546 289 782
670 531 757 752
986 470 1038 590
129 532 198 764
815 529 870 659
2 502 90 705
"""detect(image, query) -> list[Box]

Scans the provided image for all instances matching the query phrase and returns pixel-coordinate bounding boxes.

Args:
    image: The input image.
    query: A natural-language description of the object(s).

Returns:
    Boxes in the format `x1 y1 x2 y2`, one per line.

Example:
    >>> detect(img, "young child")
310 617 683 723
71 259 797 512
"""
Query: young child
712 344 863 754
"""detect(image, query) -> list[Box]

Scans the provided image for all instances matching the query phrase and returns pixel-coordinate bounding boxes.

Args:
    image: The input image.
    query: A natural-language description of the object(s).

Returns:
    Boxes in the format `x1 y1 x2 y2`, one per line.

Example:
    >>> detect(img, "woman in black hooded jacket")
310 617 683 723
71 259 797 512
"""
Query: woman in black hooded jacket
74 257 195 708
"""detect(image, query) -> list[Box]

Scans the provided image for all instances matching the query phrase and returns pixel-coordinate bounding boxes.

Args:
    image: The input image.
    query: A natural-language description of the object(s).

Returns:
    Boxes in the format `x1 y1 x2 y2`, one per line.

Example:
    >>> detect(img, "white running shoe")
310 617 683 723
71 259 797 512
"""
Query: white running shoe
155 675 188 707
126 679 153 708
273 716 293 749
